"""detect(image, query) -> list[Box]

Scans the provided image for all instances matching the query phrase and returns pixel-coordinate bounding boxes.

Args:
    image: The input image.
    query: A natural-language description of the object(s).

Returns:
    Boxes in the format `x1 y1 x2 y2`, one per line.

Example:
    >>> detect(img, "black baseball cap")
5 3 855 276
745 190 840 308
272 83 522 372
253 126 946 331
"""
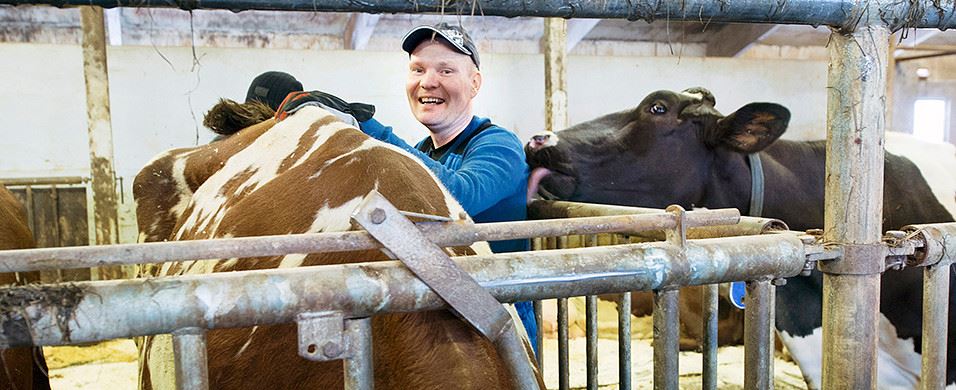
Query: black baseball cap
402 22 480 69
244 71 304 111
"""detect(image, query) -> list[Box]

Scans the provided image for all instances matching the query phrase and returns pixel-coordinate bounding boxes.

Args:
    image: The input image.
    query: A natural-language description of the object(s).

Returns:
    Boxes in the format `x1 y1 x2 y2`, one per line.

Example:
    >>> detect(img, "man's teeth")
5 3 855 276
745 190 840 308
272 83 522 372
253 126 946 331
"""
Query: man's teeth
420 97 444 104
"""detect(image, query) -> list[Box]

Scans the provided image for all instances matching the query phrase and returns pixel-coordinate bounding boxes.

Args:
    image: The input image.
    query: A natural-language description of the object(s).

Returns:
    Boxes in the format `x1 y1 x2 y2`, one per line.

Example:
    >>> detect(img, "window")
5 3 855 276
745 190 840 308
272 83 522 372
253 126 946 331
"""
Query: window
913 99 948 143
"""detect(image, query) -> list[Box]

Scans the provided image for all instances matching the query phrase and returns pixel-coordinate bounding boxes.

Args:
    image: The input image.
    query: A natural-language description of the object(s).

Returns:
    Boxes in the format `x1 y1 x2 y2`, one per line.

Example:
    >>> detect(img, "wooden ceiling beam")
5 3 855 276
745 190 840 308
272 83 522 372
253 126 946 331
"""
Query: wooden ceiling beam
706 24 780 57
344 13 380 50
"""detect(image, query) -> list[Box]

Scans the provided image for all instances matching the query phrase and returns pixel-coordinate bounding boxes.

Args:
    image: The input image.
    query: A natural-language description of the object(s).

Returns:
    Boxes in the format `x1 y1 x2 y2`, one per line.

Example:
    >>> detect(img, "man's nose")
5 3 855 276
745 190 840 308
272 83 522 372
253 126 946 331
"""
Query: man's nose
420 70 439 89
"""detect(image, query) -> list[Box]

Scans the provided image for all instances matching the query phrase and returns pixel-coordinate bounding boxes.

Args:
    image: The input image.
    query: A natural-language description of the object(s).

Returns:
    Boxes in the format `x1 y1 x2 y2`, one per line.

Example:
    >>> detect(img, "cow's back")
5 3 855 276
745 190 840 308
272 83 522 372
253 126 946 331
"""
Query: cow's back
0 185 50 390
139 106 519 389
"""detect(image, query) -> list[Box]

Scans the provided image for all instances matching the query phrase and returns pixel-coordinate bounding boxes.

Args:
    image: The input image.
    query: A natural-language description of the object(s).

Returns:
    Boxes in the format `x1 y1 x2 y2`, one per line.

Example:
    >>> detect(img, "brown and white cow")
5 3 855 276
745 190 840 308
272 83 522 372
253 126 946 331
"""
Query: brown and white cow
0 185 51 390
134 101 541 389
526 87 956 388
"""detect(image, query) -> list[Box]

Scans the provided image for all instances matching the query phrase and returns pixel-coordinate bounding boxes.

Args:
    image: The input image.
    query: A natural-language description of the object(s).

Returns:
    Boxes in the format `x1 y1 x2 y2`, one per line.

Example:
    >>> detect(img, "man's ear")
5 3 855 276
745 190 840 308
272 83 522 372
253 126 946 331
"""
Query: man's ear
471 69 482 97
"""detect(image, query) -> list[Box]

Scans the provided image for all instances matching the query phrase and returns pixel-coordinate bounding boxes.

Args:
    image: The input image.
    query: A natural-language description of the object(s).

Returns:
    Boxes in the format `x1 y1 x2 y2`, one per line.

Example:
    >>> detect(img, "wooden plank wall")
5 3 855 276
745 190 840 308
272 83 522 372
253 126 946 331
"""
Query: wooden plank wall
9 186 91 282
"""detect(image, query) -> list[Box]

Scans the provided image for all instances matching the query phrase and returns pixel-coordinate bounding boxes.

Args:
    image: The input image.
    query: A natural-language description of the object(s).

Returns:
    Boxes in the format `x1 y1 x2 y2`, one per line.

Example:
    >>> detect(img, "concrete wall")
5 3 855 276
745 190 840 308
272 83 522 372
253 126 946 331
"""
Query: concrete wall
0 42 829 184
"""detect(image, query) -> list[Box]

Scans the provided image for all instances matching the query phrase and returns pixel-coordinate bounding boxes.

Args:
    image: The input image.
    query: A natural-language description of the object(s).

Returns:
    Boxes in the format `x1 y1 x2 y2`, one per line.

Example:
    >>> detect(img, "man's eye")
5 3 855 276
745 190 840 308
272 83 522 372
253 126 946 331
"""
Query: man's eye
649 103 667 115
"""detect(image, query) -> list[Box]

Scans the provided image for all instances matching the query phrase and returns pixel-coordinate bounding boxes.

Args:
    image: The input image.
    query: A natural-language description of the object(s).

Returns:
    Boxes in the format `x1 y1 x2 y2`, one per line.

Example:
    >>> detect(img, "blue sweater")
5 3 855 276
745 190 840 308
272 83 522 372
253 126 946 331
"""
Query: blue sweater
359 116 530 253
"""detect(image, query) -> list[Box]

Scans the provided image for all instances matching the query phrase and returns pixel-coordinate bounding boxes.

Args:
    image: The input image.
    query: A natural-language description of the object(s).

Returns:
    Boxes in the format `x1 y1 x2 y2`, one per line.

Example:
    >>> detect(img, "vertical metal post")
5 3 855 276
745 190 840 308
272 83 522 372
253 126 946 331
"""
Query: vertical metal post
344 318 373 390
543 18 568 132
743 280 774 390
653 289 679 390
558 297 570 390
920 263 950 390
80 5 122 280
701 284 719 390
533 299 544 370
618 292 632 390
822 19 889 389
172 328 209 390
585 294 598 390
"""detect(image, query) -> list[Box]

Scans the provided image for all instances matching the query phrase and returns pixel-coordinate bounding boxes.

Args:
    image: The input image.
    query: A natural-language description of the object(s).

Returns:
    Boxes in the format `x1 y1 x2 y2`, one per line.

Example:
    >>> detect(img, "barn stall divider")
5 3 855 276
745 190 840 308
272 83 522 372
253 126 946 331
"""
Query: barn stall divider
1 0 955 389
0 192 953 389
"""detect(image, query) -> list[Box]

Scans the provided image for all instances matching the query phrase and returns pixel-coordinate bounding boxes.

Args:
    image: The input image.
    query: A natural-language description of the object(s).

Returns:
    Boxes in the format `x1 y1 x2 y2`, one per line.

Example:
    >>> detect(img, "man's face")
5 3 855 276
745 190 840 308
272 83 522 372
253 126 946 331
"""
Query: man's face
406 40 481 133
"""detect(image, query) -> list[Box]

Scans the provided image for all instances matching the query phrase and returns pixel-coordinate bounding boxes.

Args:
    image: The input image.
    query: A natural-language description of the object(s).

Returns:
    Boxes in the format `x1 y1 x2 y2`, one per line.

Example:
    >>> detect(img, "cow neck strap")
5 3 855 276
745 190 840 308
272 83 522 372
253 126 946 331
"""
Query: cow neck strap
748 153 765 217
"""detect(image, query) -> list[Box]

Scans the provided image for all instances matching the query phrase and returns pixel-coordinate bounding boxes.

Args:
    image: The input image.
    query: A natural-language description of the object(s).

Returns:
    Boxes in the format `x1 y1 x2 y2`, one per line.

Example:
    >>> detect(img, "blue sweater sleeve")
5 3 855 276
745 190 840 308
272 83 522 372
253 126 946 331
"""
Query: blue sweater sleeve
359 118 528 216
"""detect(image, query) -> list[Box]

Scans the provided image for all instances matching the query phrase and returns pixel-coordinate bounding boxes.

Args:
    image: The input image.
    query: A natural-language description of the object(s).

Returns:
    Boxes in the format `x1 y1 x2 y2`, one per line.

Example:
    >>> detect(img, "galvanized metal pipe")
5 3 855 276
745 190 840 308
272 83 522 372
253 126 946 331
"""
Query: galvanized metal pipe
653 289 679 390
0 235 807 348
0 208 739 273
618 292 632 390
557 297 569 390
5 0 955 29
533 299 543 370
821 16 890 389
743 280 774 390
0 177 86 186
343 318 373 390
920 263 950 390
172 327 209 390
496 321 543 390
585 295 598 390
701 283 718 390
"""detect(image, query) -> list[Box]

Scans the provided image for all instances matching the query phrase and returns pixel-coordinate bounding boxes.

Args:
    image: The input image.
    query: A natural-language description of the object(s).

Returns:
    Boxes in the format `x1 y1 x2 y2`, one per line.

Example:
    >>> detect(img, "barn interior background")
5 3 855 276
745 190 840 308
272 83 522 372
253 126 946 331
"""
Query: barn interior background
0 5 954 388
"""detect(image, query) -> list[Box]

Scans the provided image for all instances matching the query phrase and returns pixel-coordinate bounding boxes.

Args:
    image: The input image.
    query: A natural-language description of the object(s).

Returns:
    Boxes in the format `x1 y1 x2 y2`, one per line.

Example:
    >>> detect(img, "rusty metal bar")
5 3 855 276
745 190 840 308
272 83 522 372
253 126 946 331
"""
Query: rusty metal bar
533 299 543 369
652 289 679 390
701 283 718 390
343 318 373 390
618 292 632 390
921 263 950 390
172 327 209 390
0 207 740 273
820 14 890 388
557 297 569 390
585 294 598 390
743 280 774 390
5 0 955 30
0 234 808 348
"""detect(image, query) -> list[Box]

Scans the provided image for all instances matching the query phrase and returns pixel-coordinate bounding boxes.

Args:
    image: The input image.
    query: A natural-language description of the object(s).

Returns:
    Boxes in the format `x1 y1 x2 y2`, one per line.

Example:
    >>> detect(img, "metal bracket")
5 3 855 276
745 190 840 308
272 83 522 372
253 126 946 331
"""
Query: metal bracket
817 243 887 275
350 190 512 342
297 311 353 361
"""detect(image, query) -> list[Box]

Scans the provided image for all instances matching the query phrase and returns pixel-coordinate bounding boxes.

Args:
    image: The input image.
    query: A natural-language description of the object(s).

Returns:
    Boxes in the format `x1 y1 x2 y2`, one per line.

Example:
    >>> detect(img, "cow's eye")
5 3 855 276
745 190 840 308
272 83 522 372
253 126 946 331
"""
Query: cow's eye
649 103 667 115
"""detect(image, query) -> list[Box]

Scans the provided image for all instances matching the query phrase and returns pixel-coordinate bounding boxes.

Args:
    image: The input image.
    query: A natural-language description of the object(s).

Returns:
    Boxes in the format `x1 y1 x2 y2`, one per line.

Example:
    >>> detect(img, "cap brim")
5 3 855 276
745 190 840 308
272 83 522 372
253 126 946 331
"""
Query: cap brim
401 25 472 56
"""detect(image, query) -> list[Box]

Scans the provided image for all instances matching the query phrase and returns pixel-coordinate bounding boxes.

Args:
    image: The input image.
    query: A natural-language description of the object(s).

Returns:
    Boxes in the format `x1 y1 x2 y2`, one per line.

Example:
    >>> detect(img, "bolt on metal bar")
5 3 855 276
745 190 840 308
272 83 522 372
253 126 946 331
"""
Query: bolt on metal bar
618 292 632 390
701 284 719 390
557 297 570 390
0 207 739 273
343 318 373 390
4 0 955 29
585 295 598 390
172 328 209 390
743 280 774 390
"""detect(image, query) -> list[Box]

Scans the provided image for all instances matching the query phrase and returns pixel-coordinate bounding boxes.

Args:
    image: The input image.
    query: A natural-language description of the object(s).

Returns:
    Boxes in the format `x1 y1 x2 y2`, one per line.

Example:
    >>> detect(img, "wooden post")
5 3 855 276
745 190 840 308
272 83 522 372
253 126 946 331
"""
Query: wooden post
80 6 123 280
543 18 568 132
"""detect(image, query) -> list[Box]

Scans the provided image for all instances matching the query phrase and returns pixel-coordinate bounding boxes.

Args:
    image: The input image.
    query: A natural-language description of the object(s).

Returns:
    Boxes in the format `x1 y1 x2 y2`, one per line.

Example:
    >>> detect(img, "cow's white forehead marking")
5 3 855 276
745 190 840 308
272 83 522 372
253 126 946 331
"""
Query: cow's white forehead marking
681 91 704 101
779 314 921 390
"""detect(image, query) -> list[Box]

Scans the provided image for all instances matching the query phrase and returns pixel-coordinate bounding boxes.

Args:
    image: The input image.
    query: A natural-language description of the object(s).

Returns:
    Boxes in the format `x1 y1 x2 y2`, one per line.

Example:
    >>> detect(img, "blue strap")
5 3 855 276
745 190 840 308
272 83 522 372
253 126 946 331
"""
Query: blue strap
747 153 764 218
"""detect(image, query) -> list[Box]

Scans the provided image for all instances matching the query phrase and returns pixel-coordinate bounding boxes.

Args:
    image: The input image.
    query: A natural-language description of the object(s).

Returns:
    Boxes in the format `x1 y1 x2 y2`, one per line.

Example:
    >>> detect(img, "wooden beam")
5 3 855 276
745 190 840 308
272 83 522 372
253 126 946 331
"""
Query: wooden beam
706 24 780 57
543 18 568 132
80 6 123 280
566 19 599 52
344 13 380 50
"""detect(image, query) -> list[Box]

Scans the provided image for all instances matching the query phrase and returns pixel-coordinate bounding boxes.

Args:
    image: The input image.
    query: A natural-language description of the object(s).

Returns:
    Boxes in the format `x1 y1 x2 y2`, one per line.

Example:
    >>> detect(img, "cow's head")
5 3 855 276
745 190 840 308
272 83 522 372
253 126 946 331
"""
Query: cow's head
526 87 790 208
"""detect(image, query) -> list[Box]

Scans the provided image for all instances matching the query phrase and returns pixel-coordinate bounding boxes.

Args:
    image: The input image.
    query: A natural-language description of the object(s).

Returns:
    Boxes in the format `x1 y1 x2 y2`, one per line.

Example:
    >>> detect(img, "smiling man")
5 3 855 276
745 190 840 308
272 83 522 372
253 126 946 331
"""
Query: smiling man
357 23 536 352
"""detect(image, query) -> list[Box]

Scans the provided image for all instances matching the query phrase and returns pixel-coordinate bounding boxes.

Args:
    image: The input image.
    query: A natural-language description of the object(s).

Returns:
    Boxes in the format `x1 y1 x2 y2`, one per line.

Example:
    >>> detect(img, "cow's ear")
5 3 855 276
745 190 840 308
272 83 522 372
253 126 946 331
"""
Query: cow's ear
715 103 790 153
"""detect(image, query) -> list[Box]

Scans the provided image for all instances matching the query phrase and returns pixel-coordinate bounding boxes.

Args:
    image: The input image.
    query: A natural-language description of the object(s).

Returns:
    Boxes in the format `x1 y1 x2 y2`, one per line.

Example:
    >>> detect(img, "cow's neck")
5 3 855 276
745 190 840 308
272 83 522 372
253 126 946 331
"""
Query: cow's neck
702 148 754 214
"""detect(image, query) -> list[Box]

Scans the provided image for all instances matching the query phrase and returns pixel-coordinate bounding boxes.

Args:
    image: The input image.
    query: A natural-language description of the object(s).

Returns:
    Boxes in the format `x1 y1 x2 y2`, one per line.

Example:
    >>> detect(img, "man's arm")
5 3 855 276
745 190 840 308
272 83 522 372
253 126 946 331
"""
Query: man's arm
360 118 527 216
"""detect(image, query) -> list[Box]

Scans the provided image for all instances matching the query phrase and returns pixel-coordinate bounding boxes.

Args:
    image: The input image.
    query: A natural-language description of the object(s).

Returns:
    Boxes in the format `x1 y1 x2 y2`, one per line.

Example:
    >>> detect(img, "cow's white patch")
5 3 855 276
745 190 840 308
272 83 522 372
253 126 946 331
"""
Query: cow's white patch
885 132 956 220
278 253 307 269
234 326 259 360
308 196 365 234
779 314 922 390
681 91 705 101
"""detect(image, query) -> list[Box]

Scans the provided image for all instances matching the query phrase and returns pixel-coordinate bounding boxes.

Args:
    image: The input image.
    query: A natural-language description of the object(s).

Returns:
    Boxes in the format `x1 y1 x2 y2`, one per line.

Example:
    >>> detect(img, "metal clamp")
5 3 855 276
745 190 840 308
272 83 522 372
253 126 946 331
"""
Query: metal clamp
817 243 887 275
297 311 353 361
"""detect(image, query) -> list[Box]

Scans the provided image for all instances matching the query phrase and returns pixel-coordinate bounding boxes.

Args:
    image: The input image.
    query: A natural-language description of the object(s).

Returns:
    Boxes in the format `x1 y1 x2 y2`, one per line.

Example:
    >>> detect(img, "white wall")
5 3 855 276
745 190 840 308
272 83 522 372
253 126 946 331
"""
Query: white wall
0 43 828 183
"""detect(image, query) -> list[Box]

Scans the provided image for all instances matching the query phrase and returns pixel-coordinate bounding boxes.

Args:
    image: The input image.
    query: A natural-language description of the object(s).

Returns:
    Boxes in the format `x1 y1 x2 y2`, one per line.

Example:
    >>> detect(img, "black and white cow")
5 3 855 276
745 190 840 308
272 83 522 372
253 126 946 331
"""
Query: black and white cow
525 87 956 389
